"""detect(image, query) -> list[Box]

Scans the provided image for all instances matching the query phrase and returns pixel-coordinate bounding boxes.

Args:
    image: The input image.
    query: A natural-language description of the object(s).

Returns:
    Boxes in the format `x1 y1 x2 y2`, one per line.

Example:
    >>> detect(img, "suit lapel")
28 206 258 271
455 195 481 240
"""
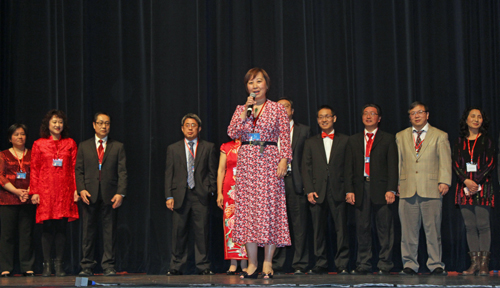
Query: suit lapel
91 137 100 163
194 140 204 170
417 125 434 159
371 131 382 151
291 124 299 151
328 133 339 165
102 139 113 164
315 135 328 165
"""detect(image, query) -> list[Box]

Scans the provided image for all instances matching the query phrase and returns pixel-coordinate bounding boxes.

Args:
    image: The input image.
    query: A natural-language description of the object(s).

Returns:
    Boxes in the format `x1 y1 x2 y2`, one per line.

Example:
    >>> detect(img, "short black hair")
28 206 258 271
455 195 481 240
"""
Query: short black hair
408 101 428 114
93 112 112 122
277 97 294 109
7 124 28 141
362 103 382 117
181 113 202 127
317 105 335 116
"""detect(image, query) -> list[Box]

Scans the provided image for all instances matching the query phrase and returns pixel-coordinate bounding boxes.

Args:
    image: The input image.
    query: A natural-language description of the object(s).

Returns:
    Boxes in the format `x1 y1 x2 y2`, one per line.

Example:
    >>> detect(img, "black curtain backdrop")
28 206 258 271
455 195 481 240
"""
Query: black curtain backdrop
1 0 499 275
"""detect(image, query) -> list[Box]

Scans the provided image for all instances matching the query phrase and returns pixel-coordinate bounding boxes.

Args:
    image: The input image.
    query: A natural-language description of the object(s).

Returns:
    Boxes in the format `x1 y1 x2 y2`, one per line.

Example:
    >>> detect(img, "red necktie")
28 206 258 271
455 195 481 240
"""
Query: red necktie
97 140 104 163
365 133 374 176
322 132 334 139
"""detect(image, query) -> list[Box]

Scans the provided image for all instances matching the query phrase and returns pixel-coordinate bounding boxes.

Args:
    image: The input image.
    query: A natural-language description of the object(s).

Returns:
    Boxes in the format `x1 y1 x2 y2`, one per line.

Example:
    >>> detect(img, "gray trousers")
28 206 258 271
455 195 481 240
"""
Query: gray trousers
460 205 491 252
399 194 444 272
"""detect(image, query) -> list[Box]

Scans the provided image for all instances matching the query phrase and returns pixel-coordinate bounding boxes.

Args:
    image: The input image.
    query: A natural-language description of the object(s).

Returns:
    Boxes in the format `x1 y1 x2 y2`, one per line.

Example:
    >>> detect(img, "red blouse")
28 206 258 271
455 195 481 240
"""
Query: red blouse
30 137 79 223
0 149 32 205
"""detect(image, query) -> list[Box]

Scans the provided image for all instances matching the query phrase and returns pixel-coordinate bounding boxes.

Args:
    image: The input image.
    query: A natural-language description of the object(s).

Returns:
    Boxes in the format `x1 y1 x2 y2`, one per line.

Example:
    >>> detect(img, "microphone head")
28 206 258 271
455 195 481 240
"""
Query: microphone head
250 92 256 98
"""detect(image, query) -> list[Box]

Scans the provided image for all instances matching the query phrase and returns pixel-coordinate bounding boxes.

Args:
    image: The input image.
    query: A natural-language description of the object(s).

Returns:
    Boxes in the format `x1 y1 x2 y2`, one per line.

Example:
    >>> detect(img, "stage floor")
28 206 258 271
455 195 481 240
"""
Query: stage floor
2 272 500 287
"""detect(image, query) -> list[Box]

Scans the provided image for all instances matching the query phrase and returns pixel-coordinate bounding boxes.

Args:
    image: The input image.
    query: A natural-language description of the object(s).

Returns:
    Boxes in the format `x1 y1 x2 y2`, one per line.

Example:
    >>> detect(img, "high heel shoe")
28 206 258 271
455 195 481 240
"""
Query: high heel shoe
240 269 259 279
262 271 274 279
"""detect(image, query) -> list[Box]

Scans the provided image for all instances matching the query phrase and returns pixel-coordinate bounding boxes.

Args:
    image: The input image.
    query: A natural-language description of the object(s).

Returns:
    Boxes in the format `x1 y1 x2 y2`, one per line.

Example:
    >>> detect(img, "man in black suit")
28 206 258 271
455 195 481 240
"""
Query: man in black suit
165 113 217 276
76 112 127 277
345 104 397 275
272 98 310 275
302 105 349 275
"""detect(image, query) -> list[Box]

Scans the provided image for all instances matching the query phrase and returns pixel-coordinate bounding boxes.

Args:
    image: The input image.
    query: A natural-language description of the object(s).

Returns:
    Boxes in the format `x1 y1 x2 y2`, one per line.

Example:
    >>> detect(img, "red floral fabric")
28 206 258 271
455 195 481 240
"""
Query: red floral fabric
221 141 247 260
227 100 292 247
30 137 79 223
0 149 32 205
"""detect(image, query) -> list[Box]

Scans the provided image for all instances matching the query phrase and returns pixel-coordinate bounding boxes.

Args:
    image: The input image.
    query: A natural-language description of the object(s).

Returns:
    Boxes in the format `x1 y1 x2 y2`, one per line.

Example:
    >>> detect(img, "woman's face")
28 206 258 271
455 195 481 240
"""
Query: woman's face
466 109 483 131
246 72 268 100
10 128 26 148
49 116 64 137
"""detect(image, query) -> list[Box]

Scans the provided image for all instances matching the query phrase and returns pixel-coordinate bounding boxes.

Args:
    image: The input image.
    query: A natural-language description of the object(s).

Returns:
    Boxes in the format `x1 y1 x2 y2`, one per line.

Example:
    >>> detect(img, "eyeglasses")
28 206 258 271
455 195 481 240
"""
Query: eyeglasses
317 115 333 120
409 110 427 116
184 123 198 128
95 122 110 126
363 112 378 116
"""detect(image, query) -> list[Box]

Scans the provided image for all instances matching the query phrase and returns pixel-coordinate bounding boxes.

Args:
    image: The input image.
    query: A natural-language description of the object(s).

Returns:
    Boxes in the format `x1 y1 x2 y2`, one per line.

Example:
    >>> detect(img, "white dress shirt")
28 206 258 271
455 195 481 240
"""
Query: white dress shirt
323 129 334 164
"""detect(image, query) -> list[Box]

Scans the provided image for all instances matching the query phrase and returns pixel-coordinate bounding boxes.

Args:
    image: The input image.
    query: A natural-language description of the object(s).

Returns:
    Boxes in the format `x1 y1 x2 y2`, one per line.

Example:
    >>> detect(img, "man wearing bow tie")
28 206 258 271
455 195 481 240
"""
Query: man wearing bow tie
302 105 349 275
396 101 451 276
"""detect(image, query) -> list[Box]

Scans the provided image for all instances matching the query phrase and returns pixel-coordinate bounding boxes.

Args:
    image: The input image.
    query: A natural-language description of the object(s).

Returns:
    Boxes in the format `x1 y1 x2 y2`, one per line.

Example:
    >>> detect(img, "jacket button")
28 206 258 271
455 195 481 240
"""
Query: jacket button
416 171 418 174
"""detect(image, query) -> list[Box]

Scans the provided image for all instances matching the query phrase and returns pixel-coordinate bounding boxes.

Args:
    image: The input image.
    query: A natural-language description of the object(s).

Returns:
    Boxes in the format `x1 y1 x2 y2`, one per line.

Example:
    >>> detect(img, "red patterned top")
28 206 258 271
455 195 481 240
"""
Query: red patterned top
0 149 32 205
227 100 292 247
30 137 79 223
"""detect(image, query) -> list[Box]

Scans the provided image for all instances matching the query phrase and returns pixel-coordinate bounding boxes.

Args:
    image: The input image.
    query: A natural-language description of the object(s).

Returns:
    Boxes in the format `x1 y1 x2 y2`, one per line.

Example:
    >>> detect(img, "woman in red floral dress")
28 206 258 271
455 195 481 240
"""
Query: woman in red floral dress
217 139 248 274
227 68 292 279
30 110 79 277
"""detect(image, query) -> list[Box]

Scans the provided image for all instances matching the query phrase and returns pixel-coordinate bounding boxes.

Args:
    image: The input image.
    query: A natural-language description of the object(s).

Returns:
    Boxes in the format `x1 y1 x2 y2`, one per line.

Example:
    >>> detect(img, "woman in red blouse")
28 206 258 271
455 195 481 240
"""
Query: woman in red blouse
30 110 79 277
0 124 35 277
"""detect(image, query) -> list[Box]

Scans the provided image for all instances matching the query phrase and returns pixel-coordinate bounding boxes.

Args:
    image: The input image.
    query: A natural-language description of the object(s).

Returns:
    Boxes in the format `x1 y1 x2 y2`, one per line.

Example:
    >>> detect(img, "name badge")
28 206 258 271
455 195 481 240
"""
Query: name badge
249 133 261 141
466 162 477 172
233 167 237 176
365 157 370 163
52 159 63 167
16 171 26 179
99 164 102 171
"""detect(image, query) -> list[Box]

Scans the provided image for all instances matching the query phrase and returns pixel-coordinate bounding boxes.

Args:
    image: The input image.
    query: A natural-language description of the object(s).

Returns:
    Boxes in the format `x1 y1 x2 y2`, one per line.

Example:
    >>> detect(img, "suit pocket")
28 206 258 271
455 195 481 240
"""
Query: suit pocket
400 174 406 181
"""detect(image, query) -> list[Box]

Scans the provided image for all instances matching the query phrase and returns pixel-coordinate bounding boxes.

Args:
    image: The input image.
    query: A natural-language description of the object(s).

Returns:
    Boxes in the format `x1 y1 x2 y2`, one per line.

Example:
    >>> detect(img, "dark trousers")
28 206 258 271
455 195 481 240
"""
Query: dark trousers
460 205 491 252
273 175 309 271
80 190 117 270
0 205 35 273
170 187 210 272
355 181 394 271
310 186 349 270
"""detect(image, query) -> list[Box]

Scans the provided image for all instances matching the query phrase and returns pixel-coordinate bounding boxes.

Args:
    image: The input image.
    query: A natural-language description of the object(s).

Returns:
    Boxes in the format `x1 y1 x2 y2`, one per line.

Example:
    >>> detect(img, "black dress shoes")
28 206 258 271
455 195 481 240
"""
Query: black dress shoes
431 267 448 276
199 269 215 275
293 269 306 275
1 273 11 277
167 269 182 276
103 268 116 276
377 269 390 275
23 272 35 277
307 267 328 275
78 268 93 277
399 267 417 275
350 267 369 275
226 270 237 275
337 268 349 275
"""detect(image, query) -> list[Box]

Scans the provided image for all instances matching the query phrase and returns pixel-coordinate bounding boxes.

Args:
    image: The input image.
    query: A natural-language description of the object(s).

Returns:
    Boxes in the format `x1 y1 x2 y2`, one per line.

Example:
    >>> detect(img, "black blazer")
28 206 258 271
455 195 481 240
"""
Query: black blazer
302 132 349 203
344 130 398 207
164 139 217 209
75 137 127 205
290 122 310 194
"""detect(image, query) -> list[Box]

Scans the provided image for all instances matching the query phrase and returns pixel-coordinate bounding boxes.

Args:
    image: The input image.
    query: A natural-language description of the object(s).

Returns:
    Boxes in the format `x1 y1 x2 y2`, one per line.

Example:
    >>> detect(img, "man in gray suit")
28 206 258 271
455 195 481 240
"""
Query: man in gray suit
396 101 451 276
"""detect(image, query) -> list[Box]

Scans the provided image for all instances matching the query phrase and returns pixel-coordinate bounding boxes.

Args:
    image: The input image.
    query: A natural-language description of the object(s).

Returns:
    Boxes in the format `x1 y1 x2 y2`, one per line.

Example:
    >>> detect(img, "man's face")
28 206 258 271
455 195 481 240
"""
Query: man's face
317 108 336 132
278 99 294 121
93 114 111 139
181 118 201 141
362 107 381 131
409 105 429 130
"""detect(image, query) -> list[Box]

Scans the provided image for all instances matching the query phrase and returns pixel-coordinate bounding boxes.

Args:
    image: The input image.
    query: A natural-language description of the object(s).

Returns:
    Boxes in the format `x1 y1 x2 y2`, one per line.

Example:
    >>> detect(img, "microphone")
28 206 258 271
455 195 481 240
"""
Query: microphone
246 93 256 117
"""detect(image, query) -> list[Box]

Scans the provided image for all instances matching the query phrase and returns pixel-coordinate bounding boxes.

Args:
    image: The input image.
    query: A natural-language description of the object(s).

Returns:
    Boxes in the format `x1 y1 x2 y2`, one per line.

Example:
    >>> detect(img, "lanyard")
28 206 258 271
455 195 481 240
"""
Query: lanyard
12 148 25 172
467 134 480 162
252 100 267 131
185 139 199 159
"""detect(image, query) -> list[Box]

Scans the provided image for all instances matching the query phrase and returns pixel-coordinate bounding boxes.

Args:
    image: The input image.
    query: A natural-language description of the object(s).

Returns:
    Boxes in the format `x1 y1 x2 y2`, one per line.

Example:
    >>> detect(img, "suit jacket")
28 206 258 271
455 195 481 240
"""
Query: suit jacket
75 137 127 205
302 132 349 203
164 139 217 209
396 124 452 199
344 130 398 206
290 122 310 194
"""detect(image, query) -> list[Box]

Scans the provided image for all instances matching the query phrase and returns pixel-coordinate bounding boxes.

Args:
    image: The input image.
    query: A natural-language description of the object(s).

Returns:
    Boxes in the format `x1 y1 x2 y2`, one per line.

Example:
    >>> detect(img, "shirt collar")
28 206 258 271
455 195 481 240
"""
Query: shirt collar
185 138 198 145
95 135 108 144
412 122 429 133
290 119 294 128
364 128 378 135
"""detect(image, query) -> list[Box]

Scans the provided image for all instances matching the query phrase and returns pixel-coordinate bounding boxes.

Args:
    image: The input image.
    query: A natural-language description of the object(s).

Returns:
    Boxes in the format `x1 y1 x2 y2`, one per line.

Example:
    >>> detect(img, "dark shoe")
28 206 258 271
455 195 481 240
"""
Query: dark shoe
1 273 11 277
431 267 448 276
377 269 390 275
307 266 328 275
78 268 93 277
273 269 285 275
53 259 66 277
226 270 237 275
23 272 35 277
240 270 259 279
167 269 182 276
42 260 52 277
479 251 491 276
338 268 349 275
351 267 369 275
103 268 117 276
199 269 215 275
463 251 480 275
293 269 306 275
262 272 273 279
399 267 417 275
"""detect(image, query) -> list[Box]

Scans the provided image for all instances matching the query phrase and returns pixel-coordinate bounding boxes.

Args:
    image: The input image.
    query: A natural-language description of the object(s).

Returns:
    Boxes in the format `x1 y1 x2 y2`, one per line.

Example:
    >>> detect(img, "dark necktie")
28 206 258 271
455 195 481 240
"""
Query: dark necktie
187 142 195 189
414 130 423 152
365 133 374 176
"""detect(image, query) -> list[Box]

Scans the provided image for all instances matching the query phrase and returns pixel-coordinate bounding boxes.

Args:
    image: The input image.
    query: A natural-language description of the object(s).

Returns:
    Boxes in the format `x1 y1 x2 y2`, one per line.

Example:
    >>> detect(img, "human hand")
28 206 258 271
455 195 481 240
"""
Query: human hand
80 190 91 205
217 193 224 209
111 194 123 209
31 194 40 205
464 179 479 195
166 199 174 211
438 184 449 196
345 193 355 205
74 190 80 202
307 192 318 204
276 159 288 178
385 192 395 204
